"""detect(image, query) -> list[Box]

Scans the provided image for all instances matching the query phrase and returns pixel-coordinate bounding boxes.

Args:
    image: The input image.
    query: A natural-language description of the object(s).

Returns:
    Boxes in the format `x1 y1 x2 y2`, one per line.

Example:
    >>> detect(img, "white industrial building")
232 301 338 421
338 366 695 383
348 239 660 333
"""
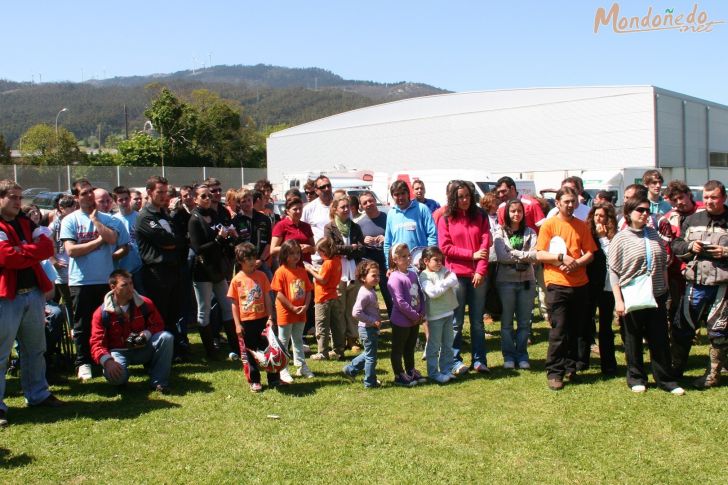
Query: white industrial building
267 85 728 191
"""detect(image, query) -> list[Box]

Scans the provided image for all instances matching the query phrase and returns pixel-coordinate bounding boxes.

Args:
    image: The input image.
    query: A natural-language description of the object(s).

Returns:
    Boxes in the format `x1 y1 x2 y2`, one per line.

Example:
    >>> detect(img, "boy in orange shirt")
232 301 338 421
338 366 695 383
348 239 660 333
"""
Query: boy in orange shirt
228 243 277 392
271 240 313 383
305 237 345 361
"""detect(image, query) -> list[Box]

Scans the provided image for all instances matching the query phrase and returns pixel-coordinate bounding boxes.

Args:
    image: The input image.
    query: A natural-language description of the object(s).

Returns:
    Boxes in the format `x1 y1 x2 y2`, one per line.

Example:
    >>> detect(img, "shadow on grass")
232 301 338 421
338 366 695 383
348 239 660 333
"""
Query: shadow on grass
0 447 34 469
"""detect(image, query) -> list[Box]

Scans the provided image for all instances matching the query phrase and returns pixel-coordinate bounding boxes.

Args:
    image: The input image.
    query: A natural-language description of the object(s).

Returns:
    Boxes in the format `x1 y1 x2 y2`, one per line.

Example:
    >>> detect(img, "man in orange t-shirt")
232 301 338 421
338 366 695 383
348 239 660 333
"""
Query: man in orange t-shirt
536 187 596 391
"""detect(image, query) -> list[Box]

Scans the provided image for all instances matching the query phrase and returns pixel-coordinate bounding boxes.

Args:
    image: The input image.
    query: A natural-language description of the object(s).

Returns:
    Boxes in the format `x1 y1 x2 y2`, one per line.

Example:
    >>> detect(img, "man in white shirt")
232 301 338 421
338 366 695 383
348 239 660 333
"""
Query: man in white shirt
302 176 334 262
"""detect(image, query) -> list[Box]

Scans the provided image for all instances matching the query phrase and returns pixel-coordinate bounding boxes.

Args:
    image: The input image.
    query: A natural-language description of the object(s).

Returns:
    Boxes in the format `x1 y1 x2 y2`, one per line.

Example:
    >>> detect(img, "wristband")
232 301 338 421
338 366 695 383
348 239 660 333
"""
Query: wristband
558 254 564 263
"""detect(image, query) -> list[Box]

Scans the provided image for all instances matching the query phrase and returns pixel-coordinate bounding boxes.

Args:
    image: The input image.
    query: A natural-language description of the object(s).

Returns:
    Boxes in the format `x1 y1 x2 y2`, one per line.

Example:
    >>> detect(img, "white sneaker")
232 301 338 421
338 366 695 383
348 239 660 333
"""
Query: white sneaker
452 362 469 376
296 364 314 378
503 361 515 370
77 364 92 381
518 361 531 370
279 368 294 384
670 387 686 396
227 352 240 361
631 384 646 393
432 373 451 384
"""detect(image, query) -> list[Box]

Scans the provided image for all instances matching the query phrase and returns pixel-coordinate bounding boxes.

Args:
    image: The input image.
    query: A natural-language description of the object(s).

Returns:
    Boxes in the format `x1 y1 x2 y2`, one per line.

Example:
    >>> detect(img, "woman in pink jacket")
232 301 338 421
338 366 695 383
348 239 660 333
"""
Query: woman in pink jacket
437 180 492 373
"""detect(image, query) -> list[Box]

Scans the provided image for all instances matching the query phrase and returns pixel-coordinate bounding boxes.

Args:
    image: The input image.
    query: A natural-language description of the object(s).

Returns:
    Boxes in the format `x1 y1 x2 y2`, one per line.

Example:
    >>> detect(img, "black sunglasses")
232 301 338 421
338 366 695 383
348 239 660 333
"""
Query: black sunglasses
210 188 222 194
305 191 316 196
316 183 331 190
633 207 650 214
198 194 211 199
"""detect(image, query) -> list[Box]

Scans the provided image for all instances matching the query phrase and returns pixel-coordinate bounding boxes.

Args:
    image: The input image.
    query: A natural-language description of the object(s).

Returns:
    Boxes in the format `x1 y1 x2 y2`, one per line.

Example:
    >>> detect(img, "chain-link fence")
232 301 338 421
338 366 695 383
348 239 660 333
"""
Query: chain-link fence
4 165 267 192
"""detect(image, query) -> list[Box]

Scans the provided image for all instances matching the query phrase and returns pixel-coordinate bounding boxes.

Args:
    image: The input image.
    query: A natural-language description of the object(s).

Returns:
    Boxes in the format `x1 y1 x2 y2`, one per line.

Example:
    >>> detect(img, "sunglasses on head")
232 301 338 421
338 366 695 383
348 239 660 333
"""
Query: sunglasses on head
316 183 331 190
633 207 650 214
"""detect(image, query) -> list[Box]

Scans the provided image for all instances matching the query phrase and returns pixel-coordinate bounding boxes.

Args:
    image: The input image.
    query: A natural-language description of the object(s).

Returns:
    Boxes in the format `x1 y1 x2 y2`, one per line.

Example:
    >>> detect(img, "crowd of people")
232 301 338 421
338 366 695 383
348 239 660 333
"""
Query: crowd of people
1 168 726 428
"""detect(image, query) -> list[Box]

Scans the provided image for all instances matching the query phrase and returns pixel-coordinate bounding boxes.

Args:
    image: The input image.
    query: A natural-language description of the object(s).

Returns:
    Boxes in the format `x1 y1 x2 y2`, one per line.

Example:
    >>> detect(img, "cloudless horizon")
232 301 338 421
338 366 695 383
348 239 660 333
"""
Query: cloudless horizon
4 1 728 103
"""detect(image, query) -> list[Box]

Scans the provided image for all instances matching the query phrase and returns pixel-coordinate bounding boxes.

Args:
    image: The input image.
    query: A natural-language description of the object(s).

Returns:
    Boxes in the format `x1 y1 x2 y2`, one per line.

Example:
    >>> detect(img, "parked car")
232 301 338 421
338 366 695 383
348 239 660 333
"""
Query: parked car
21 187 50 206
32 191 70 216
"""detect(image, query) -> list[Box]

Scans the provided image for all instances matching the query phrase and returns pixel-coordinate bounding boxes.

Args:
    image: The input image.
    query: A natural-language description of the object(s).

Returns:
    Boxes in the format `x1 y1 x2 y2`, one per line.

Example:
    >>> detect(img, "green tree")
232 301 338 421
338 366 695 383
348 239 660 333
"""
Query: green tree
86 151 121 166
0 134 11 164
19 123 84 165
117 132 162 166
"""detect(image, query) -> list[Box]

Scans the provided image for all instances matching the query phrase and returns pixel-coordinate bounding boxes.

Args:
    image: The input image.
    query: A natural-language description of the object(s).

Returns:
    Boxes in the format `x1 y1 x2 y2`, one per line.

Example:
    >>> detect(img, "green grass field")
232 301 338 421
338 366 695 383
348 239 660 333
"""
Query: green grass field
2 319 726 484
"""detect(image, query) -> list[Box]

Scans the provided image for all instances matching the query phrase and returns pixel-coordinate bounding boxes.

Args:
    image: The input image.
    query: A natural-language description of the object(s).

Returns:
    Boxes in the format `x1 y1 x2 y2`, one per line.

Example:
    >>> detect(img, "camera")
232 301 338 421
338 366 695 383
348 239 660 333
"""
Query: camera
126 332 147 349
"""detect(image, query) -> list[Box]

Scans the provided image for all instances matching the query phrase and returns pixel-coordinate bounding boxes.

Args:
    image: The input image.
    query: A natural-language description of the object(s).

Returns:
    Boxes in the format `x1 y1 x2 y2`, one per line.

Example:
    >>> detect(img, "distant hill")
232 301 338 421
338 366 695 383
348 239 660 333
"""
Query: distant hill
0 64 449 146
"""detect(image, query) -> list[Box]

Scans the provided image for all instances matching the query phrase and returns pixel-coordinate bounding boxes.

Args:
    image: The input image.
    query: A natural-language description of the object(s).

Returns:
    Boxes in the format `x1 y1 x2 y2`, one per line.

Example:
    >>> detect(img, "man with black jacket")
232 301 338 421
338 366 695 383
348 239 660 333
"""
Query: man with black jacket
670 180 728 387
136 175 188 359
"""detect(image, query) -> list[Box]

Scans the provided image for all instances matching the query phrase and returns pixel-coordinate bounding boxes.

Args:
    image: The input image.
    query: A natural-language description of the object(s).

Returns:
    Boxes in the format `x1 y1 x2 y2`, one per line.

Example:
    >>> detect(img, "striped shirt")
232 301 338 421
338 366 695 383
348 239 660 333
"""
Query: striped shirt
607 226 668 296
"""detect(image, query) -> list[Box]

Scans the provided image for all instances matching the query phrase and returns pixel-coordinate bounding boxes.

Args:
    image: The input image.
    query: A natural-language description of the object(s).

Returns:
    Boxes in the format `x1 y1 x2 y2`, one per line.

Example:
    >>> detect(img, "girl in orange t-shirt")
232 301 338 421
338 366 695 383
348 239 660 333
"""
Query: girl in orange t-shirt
271 240 313 383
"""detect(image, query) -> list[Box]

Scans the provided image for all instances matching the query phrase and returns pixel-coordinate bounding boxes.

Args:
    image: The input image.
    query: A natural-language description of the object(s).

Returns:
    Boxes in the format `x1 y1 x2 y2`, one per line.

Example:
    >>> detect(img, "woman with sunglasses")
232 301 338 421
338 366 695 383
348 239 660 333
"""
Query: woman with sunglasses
608 194 684 395
189 184 239 360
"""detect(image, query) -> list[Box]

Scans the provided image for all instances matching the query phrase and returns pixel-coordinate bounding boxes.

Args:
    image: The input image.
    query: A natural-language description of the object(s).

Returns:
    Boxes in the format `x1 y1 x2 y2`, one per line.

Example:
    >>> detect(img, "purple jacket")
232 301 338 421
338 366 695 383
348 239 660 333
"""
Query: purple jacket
352 286 380 328
387 269 425 327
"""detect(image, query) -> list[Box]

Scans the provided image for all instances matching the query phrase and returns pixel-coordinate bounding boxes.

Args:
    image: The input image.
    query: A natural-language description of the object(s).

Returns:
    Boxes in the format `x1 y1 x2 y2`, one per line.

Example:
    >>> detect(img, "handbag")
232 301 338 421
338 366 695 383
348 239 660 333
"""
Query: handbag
620 228 658 314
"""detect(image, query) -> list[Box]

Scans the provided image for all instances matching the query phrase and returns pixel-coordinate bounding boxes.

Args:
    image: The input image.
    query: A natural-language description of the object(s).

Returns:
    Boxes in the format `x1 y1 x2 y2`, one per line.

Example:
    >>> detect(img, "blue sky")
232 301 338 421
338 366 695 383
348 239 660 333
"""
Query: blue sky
4 0 728 103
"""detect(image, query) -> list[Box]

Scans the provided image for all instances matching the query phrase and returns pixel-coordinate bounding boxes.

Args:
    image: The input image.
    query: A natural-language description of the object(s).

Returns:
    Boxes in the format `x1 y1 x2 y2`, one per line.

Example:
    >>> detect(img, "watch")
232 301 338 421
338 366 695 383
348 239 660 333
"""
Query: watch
558 253 564 263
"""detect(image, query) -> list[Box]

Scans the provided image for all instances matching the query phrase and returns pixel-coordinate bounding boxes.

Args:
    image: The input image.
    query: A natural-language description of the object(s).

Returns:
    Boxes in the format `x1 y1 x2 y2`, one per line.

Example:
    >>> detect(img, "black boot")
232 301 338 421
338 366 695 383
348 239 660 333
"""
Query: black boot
199 324 218 359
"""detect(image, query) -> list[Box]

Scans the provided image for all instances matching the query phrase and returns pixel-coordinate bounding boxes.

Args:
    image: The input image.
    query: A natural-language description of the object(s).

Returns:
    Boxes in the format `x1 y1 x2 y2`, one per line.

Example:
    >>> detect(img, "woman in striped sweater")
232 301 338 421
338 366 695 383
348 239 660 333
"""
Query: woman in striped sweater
608 194 685 395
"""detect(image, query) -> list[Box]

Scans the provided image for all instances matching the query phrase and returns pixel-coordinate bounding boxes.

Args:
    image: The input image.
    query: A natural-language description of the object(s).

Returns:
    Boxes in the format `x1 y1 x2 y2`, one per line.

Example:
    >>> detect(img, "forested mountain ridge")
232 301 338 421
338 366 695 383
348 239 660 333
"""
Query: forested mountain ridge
0 64 448 146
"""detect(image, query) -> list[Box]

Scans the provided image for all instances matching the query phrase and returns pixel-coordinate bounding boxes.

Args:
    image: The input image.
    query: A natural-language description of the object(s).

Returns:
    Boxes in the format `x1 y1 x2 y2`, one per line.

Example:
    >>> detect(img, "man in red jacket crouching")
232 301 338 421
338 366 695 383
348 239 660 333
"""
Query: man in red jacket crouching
90 269 173 393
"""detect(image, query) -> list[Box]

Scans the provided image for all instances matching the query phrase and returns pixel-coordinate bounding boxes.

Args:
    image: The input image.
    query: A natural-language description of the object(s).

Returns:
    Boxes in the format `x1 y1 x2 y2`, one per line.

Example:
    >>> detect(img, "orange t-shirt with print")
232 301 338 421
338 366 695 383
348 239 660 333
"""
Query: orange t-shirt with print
227 270 271 321
271 264 312 325
536 215 597 288
314 256 342 304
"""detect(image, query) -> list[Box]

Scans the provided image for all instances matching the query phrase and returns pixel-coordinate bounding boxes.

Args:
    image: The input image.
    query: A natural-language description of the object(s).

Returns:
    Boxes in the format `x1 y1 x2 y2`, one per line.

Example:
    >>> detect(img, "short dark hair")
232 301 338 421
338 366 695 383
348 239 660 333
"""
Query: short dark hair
279 239 301 263
285 196 303 210
285 188 303 201
314 175 330 186
665 180 690 201
234 242 257 263
72 178 92 196
108 269 133 286
179 185 194 194
556 186 578 201
561 176 583 193
624 183 648 200
112 186 130 201
254 179 273 193
496 176 516 190
0 179 21 198
252 190 264 204
389 180 410 197
704 179 726 197
203 177 221 187
57 194 76 209
595 191 614 203
146 175 168 192
412 179 425 189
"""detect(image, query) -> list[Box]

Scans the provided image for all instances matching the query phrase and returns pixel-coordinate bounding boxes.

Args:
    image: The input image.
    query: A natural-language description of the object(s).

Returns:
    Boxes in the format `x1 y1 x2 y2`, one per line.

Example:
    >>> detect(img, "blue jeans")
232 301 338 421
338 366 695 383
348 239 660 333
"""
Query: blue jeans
345 326 379 387
278 323 306 367
102 331 174 387
193 279 233 326
453 276 488 366
498 281 536 363
426 315 456 377
0 289 51 410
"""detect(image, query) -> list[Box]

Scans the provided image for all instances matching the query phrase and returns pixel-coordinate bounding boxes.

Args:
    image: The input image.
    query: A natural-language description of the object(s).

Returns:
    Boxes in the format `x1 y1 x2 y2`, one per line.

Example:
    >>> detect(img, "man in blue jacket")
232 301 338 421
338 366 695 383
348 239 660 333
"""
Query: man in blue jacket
384 180 437 267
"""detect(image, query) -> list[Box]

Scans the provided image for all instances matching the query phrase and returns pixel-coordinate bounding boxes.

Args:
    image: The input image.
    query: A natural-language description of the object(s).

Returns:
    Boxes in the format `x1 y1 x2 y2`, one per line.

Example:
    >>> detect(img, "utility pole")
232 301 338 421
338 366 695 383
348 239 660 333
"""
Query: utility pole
124 104 129 139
